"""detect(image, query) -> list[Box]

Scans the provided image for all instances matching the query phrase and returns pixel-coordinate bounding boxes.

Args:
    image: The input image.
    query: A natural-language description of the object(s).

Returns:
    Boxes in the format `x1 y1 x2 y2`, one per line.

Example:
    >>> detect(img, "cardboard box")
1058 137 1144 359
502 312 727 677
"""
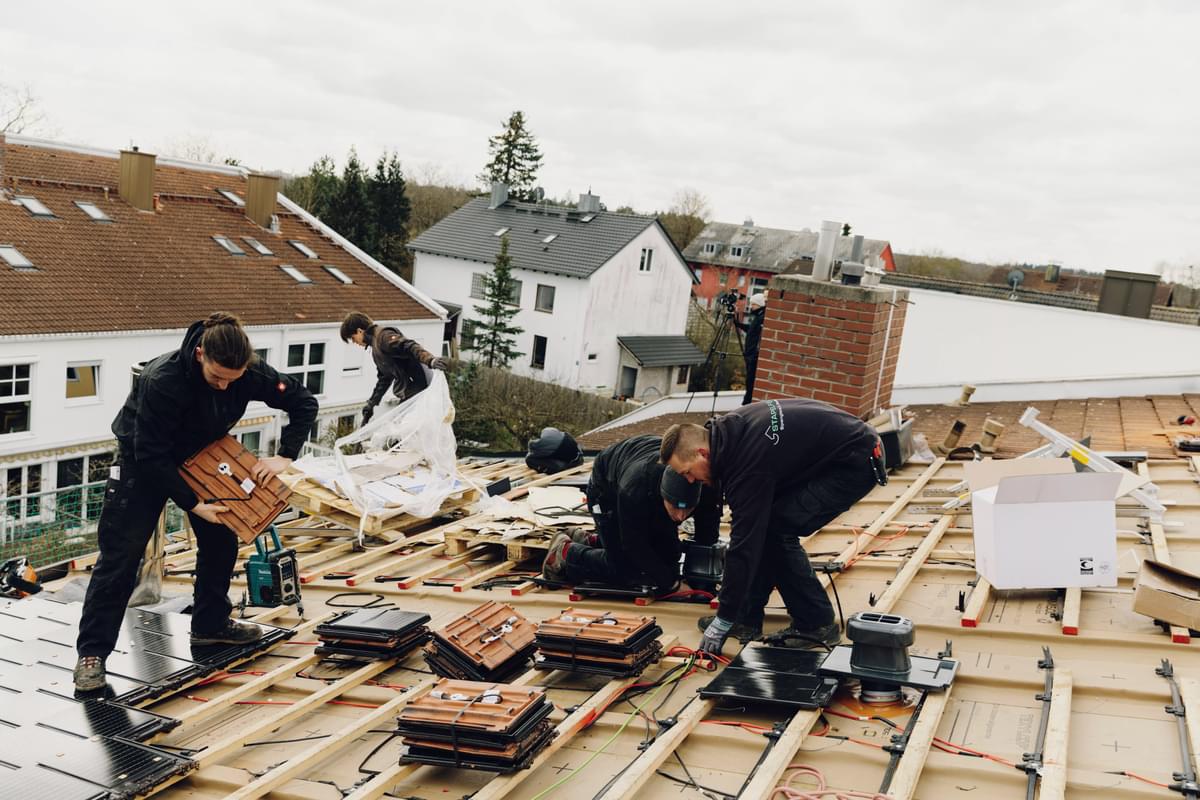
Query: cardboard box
965 461 1122 590
1133 560 1200 631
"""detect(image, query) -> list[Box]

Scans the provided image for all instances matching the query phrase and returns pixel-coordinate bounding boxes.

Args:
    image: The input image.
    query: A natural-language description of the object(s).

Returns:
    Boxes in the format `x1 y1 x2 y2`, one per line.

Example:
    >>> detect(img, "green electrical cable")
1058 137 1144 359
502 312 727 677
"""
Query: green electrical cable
528 662 689 800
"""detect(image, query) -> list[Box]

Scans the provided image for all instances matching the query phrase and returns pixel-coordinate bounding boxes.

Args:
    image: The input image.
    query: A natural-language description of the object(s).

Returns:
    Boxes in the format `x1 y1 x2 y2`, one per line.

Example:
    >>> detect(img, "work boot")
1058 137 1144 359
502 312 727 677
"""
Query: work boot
541 532 573 583
190 618 265 646
697 615 762 644
765 621 842 649
568 528 599 547
73 655 107 692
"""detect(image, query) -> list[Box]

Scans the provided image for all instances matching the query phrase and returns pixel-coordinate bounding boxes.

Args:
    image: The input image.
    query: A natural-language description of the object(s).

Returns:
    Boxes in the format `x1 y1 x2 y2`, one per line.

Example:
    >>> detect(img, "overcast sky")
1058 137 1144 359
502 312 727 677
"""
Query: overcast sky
3 1 1198 274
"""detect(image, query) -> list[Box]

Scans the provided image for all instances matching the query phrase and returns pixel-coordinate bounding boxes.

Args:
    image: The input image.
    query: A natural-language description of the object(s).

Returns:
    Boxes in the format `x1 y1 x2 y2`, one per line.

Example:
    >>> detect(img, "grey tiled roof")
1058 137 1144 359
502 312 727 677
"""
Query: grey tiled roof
408 197 663 280
618 335 706 368
681 221 891 274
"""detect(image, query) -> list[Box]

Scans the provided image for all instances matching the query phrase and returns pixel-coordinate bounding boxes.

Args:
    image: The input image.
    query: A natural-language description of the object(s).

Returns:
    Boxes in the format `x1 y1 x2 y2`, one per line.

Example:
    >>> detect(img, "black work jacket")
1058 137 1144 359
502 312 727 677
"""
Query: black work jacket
111 321 319 511
365 324 435 406
708 399 876 621
735 307 765 359
591 434 721 589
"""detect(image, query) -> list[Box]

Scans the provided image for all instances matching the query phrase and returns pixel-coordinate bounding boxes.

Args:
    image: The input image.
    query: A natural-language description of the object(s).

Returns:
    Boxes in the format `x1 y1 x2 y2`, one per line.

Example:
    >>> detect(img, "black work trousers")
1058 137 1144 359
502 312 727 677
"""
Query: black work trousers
563 479 674 590
76 455 240 658
740 453 879 631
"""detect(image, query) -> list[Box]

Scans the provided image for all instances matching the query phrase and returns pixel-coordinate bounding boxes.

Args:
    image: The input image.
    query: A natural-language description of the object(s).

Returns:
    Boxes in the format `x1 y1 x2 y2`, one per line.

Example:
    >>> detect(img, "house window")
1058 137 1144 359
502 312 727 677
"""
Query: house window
0 363 32 435
751 277 769 294
289 240 319 259
342 340 364 374
639 248 654 272
506 280 522 306
217 189 246 207
15 196 54 218
237 430 263 455
702 242 717 255
337 415 357 437
5 463 42 520
587 353 598 361
531 336 547 369
470 273 487 300
281 265 312 284
213 235 246 255
243 236 273 256
323 265 353 284
729 246 745 258
535 284 556 313
460 319 478 351
718 271 729 286
85 451 114 519
75 201 112 222
677 365 690 385
542 234 558 244
254 348 269 365
0 245 35 271
66 363 100 400
287 342 325 395
494 227 510 237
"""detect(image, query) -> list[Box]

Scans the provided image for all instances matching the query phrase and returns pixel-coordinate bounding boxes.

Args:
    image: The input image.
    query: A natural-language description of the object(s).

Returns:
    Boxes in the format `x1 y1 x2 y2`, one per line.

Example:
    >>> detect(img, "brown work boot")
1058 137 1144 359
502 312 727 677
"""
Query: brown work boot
191 618 265 645
73 655 107 692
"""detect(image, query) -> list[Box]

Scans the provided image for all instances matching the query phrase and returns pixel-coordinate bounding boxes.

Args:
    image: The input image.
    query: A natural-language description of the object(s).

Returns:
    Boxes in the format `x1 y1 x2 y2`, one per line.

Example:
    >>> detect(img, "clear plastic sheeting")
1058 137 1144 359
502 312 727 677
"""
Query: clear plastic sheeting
292 372 475 541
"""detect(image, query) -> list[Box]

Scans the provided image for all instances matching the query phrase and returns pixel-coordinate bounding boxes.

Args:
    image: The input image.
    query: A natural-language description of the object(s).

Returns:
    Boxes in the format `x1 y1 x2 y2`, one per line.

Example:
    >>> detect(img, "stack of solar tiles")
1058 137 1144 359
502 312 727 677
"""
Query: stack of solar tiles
314 608 431 661
534 608 663 677
423 601 536 682
396 679 554 772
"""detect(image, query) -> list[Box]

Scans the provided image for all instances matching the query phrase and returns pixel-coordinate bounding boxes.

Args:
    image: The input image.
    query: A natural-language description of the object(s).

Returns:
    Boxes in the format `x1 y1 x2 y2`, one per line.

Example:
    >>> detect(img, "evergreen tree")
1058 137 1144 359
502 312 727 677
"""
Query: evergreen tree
284 154 340 221
368 151 412 276
470 235 524 368
328 148 372 249
478 111 543 200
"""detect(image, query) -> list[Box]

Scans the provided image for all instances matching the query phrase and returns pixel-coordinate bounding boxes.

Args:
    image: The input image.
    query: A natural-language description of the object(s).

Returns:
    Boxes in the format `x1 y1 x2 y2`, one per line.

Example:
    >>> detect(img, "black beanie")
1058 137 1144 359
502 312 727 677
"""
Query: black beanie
660 466 701 509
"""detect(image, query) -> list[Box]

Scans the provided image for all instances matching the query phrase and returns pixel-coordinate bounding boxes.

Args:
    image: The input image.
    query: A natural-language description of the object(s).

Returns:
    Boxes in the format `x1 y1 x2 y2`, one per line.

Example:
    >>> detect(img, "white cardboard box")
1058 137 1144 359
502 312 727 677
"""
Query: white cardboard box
965 461 1122 590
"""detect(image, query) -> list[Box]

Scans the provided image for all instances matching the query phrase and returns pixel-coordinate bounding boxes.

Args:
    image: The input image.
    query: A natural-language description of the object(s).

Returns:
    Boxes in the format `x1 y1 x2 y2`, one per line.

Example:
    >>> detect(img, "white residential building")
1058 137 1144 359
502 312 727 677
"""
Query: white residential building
408 186 702 399
0 134 445 533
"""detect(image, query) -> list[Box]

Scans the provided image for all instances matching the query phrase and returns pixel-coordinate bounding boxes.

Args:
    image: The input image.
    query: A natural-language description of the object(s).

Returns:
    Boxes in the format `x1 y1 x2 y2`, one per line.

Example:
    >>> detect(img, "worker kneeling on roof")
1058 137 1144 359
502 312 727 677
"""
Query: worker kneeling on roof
73 313 319 693
661 399 887 655
541 434 720 593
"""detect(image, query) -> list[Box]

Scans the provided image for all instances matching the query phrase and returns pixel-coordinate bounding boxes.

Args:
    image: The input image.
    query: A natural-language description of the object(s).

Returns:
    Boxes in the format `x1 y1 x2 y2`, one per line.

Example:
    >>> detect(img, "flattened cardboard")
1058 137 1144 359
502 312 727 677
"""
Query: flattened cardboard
962 459 1074 492
1133 559 1200 631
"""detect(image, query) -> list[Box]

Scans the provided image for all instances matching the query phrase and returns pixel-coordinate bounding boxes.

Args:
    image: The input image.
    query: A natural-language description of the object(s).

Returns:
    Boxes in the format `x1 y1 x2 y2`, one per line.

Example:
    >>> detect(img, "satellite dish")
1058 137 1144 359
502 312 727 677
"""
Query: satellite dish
532 187 545 202
1007 269 1025 291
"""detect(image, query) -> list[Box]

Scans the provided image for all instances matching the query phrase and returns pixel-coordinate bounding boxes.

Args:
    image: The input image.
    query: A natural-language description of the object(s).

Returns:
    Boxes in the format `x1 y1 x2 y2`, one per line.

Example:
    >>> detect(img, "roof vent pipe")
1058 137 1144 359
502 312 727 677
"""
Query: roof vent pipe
850 234 865 262
812 220 841 281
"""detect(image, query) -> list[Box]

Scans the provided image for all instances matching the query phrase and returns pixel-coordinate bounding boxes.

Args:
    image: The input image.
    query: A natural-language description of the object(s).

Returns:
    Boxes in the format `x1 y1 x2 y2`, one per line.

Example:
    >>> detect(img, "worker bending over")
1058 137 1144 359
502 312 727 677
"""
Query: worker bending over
661 399 886 654
340 311 449 424
542 434 719 592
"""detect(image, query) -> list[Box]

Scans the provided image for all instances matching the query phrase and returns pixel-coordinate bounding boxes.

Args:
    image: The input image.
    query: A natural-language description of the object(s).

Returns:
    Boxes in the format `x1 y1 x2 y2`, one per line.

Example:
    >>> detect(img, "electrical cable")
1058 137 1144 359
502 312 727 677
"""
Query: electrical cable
327 591 392 609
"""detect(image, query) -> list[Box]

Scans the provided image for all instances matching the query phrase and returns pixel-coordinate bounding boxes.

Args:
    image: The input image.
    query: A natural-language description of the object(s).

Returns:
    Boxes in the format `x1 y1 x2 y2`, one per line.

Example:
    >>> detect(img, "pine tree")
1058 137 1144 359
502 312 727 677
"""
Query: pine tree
328 148 372 249
478 111 543 200
368 151 412 276
470 235 524 368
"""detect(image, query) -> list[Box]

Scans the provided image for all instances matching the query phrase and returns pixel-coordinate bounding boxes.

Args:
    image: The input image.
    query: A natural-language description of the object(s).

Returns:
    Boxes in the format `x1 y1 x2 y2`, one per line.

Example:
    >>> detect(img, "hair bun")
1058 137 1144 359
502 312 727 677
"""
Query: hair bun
204 311 241 329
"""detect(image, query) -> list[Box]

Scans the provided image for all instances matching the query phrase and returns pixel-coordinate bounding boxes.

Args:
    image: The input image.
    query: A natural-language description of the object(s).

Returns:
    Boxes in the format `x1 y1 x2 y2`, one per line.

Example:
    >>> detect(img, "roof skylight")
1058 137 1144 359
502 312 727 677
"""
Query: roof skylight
217 189 245 207
280 265 312 284
213 235 246 255
15 196 54 217
494 227 510 237
75 201 112 222
242 236 273 256
0 245 35 270
580 214 596 223
542 234 558 243
323 265 353 284
289 240 318 258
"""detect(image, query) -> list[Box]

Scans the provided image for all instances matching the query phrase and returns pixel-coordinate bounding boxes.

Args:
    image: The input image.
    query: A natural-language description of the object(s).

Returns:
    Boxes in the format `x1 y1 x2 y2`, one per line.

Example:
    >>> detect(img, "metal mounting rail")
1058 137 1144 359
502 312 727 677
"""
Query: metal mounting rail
1017 647 1055 800
1157 659 1200 799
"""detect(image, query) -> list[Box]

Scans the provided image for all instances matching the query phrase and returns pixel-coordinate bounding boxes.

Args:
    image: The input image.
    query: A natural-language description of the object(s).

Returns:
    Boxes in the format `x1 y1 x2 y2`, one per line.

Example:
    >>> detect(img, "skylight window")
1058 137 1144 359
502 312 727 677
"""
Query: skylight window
242 236 273 256
217 189 245 207
75 201 112 222
0 245 35 270
213 235 246 255
494 227 510 237
15 196 54 218
289 240 318 259
280 265 312 284
580 214 596 223
542 234 558 244
323 265 353 284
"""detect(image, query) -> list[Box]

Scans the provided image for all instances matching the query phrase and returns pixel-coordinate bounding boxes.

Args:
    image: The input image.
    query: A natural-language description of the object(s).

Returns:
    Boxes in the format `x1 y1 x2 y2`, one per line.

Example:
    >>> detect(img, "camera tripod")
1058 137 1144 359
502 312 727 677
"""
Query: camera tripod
684 293 747 417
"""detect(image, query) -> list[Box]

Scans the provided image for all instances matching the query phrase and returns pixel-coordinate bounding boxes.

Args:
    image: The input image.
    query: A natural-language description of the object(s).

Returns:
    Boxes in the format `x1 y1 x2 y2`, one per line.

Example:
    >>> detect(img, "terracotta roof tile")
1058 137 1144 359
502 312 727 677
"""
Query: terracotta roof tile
0 140 437 335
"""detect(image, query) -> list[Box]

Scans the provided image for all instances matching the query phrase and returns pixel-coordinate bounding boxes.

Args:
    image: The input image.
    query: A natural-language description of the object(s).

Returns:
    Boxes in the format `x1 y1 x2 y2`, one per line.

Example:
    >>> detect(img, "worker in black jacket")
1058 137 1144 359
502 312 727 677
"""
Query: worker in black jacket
340 311 449 424
735 293 766 405
74 313 319 692
541 434 720 592
661 399 885 653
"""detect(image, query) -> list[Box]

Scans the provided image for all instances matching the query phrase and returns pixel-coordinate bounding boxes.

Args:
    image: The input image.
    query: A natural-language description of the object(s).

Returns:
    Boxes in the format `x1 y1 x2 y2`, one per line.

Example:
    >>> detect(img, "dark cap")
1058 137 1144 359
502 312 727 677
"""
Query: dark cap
660 466 701 509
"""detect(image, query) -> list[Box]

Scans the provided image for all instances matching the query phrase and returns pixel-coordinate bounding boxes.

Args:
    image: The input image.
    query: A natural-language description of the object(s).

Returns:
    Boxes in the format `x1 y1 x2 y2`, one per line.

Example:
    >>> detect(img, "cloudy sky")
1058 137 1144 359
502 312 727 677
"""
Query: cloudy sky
3 1 1198 274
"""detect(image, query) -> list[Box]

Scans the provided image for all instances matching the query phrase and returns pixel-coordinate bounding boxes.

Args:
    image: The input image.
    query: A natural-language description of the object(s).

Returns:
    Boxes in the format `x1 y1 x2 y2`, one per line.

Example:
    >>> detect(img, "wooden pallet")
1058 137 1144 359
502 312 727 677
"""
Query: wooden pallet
286 475 479 537
443 526 557 562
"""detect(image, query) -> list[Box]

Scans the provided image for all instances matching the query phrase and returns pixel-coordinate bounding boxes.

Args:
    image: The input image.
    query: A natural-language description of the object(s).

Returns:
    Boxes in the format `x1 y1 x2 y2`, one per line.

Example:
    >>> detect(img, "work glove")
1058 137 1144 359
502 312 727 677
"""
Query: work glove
699 616 733 655
361 404 374 425
430 357 451 371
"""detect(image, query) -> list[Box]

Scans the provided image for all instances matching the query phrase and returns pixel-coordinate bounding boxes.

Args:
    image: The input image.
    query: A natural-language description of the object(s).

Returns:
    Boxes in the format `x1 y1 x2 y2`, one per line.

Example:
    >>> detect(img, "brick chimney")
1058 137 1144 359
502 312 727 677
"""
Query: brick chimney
245 173 280 228
753 274 908 418
118 148 156 211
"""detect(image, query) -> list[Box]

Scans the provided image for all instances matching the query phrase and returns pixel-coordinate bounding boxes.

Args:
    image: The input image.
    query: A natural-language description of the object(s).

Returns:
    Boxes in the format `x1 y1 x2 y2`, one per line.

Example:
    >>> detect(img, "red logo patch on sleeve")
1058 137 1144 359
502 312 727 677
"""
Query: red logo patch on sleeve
278 381 286 392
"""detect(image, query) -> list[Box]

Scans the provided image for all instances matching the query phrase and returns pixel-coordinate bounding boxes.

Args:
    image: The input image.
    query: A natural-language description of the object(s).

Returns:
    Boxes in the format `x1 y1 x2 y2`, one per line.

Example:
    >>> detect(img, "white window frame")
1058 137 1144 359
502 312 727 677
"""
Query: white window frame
289 240 319 259
0 360 34 439
286 341 326 396
535 283 555 313
531 335 548 370
323 265 353 284
639 248 654 273
217 189 246 207
15 195 54 217
494 227 510 237
213 235 246 256
750 276 769 295
0 245 35 270
702 242 717 255
729 245 745 258
470 273 487 300
236 427 267 456
460 319 478 351
75 200 112 222
3 462 45 526
280 265 312 284
64 361 102 405
243 236 273 256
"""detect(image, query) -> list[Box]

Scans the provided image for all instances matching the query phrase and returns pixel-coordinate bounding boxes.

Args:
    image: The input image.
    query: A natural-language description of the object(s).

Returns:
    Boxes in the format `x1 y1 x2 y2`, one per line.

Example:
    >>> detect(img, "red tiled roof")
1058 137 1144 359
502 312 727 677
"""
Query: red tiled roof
0 139 438 336
577 395 1200 458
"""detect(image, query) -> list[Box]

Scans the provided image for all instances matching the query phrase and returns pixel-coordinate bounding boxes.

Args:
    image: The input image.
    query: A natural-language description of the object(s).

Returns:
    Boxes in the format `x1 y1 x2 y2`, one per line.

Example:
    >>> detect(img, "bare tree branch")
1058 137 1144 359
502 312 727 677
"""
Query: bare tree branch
0 83 45 134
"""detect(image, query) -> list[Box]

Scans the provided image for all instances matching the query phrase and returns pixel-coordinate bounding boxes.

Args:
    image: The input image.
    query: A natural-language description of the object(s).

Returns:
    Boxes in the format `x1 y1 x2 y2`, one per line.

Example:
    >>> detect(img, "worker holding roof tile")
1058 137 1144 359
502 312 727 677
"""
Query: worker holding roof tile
541 434 720 593
340 311 450 424
661 398 887 654
74 313 319 692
